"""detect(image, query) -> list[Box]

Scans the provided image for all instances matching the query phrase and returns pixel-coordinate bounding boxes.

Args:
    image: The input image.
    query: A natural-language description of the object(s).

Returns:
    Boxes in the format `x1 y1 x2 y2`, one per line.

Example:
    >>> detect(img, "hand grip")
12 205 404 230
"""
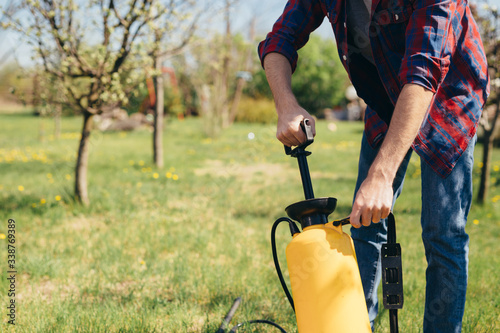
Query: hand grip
284 118 314 155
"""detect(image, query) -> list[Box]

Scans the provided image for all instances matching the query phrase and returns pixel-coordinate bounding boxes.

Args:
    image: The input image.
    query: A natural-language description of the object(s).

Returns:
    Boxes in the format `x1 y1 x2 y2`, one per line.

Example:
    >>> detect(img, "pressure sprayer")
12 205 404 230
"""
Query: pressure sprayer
217 119 403 333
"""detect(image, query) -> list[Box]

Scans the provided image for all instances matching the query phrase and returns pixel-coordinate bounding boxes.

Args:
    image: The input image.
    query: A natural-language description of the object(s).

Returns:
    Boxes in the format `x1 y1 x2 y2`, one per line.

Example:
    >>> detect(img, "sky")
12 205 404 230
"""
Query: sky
1 0 499 68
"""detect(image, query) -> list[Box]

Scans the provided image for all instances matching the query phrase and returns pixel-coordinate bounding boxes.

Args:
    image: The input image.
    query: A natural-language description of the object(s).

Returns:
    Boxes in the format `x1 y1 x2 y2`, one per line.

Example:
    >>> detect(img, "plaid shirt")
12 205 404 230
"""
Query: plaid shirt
258 0 490 177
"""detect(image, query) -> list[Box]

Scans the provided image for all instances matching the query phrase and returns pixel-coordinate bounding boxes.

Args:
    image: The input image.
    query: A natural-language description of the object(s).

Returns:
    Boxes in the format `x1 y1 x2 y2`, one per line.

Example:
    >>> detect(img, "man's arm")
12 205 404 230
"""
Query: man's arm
263 52 316 147
349 83 434 228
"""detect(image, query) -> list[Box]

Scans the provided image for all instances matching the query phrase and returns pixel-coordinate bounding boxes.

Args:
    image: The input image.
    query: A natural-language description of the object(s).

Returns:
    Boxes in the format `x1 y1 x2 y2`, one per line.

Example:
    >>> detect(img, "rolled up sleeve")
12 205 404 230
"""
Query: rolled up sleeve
399 0 459 93
258 0 326 73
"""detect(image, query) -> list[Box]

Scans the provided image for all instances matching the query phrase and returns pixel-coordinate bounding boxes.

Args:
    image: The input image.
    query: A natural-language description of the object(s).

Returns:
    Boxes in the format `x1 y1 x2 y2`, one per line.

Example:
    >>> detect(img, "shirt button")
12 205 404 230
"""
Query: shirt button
395 14 399 21
342 55 347 61
344 22 346 28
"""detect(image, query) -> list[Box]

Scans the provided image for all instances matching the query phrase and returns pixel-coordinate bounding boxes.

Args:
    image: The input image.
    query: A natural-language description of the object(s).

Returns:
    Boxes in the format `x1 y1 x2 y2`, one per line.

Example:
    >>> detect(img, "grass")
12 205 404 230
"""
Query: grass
0 110 499 332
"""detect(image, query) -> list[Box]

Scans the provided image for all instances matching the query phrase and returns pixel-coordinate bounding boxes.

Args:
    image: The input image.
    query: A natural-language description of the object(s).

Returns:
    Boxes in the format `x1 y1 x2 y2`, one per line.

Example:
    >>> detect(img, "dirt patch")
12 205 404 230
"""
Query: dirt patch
194 160 294 187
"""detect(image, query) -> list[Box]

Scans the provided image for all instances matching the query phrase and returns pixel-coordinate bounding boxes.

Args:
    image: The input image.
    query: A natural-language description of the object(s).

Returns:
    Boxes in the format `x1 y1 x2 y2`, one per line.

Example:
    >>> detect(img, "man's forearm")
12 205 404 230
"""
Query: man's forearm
263 52 315 147
369 84 434 183
263 53 297 114
349 83 434 227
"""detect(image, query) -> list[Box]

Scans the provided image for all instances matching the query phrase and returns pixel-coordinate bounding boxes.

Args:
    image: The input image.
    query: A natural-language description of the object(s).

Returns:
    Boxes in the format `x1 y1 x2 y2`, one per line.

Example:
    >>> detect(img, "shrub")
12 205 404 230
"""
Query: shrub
235 97 277 124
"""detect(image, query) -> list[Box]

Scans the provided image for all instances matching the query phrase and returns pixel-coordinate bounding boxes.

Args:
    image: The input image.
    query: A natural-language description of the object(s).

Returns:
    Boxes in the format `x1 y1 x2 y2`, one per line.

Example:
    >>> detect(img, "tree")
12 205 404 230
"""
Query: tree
473 2 500 203
6 0 181 205
0 0 20 67
173 0 256 137
148 1 198 168
249 34 349 116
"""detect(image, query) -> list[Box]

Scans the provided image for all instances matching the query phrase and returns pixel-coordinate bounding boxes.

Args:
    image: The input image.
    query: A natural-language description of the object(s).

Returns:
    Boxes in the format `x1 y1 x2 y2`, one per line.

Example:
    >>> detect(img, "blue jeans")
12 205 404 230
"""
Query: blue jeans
350 132 476 333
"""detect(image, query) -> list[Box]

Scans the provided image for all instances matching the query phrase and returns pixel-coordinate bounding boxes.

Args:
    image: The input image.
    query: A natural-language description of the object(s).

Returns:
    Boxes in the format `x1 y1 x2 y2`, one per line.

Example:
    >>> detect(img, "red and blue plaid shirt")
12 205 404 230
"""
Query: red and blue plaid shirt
258 0 490 177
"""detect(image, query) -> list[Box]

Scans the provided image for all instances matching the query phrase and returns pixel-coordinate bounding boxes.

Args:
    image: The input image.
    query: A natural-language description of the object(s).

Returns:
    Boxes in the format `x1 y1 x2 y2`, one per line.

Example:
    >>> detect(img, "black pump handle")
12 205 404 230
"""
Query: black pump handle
284 118 314 156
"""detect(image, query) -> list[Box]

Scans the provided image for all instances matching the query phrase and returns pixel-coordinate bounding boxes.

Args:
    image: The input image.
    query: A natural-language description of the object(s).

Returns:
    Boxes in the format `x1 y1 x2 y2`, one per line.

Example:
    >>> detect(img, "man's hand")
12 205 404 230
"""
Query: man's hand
263 52 316 146
277 109 316 147
349 174 393 228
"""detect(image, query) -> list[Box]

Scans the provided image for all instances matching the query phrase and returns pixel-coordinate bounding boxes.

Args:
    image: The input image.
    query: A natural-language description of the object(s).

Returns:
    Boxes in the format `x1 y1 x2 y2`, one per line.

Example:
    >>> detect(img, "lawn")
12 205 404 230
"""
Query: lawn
0 110 499 332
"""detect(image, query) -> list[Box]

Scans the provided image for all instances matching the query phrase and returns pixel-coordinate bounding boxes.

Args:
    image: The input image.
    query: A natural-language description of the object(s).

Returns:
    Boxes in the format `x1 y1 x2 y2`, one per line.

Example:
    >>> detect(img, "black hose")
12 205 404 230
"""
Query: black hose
229 319 288 333
271 217 296 312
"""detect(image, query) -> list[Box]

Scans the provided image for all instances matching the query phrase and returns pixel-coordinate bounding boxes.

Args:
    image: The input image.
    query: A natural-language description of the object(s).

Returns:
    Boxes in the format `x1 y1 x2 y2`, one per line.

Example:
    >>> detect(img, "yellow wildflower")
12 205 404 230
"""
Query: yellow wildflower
55 195 62 201
172 174 179 181
18 185 24 192
153 173 159 179
166 172 172 178
138 160 145 166
40 198 46 204
0 234 5 240
473 219 479 225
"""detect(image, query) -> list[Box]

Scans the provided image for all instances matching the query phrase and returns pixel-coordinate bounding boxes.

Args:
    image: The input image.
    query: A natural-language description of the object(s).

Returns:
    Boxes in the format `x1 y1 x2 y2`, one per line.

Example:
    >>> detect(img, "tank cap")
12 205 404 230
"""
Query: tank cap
285 197 337 229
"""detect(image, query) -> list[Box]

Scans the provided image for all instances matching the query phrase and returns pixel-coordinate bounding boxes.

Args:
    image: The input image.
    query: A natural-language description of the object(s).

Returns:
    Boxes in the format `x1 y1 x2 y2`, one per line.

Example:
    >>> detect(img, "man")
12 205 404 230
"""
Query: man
258 0 489 332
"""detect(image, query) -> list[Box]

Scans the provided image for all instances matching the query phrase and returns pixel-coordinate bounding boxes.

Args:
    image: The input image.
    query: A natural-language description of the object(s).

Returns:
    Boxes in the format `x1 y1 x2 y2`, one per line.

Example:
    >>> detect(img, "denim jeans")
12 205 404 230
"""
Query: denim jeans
350 132 476 333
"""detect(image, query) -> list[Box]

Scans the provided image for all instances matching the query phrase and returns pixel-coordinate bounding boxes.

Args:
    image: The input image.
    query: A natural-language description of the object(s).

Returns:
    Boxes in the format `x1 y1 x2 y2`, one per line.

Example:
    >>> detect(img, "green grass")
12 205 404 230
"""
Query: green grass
0 110 499 332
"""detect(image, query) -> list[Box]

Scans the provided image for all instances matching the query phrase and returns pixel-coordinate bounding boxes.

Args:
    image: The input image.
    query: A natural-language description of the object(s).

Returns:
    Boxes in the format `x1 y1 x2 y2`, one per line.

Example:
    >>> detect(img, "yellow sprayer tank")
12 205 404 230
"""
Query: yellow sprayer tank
286 221 371 333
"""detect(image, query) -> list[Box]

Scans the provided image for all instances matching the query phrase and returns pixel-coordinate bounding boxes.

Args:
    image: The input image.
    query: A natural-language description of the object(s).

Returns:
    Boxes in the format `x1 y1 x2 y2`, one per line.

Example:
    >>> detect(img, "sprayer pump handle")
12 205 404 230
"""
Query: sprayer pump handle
284 118 314 156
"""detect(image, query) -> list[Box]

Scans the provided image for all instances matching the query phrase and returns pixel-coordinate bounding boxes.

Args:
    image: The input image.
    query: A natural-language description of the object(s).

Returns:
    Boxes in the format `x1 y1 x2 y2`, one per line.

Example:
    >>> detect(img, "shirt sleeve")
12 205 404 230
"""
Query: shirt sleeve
399 0 460 93
257 0 326 73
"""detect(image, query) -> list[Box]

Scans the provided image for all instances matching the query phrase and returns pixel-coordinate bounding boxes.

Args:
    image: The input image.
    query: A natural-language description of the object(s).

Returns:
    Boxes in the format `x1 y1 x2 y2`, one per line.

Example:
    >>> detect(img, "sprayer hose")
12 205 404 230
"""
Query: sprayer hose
271 217 296 312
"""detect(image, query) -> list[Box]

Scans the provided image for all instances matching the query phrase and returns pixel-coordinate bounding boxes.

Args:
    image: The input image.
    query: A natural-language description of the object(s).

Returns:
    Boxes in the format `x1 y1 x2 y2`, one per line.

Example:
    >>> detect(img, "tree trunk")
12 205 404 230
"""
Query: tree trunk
477 132 493 204
154 57 164 169
228 77 246 124
75 112 93 205
54 104 61 139
477 98 500 204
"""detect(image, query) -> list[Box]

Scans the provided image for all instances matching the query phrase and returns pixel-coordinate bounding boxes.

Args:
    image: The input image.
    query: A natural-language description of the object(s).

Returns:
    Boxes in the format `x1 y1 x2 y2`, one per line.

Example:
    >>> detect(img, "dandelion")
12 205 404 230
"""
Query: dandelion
47 173 53 178
40 198 46 205
128 160 135 166
32 203 37 208
172 174 179 181
136 182 143 188
0 234 5 240
65 174 71 180
473 219 479 225
478 162 483 168
169 167 176 172
18 185 24 192
494 165 500 172
140 260 146 265
166 172 172 178
55 195 62 201
138 160 145 166
153 173 159 179
141 167 147 173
